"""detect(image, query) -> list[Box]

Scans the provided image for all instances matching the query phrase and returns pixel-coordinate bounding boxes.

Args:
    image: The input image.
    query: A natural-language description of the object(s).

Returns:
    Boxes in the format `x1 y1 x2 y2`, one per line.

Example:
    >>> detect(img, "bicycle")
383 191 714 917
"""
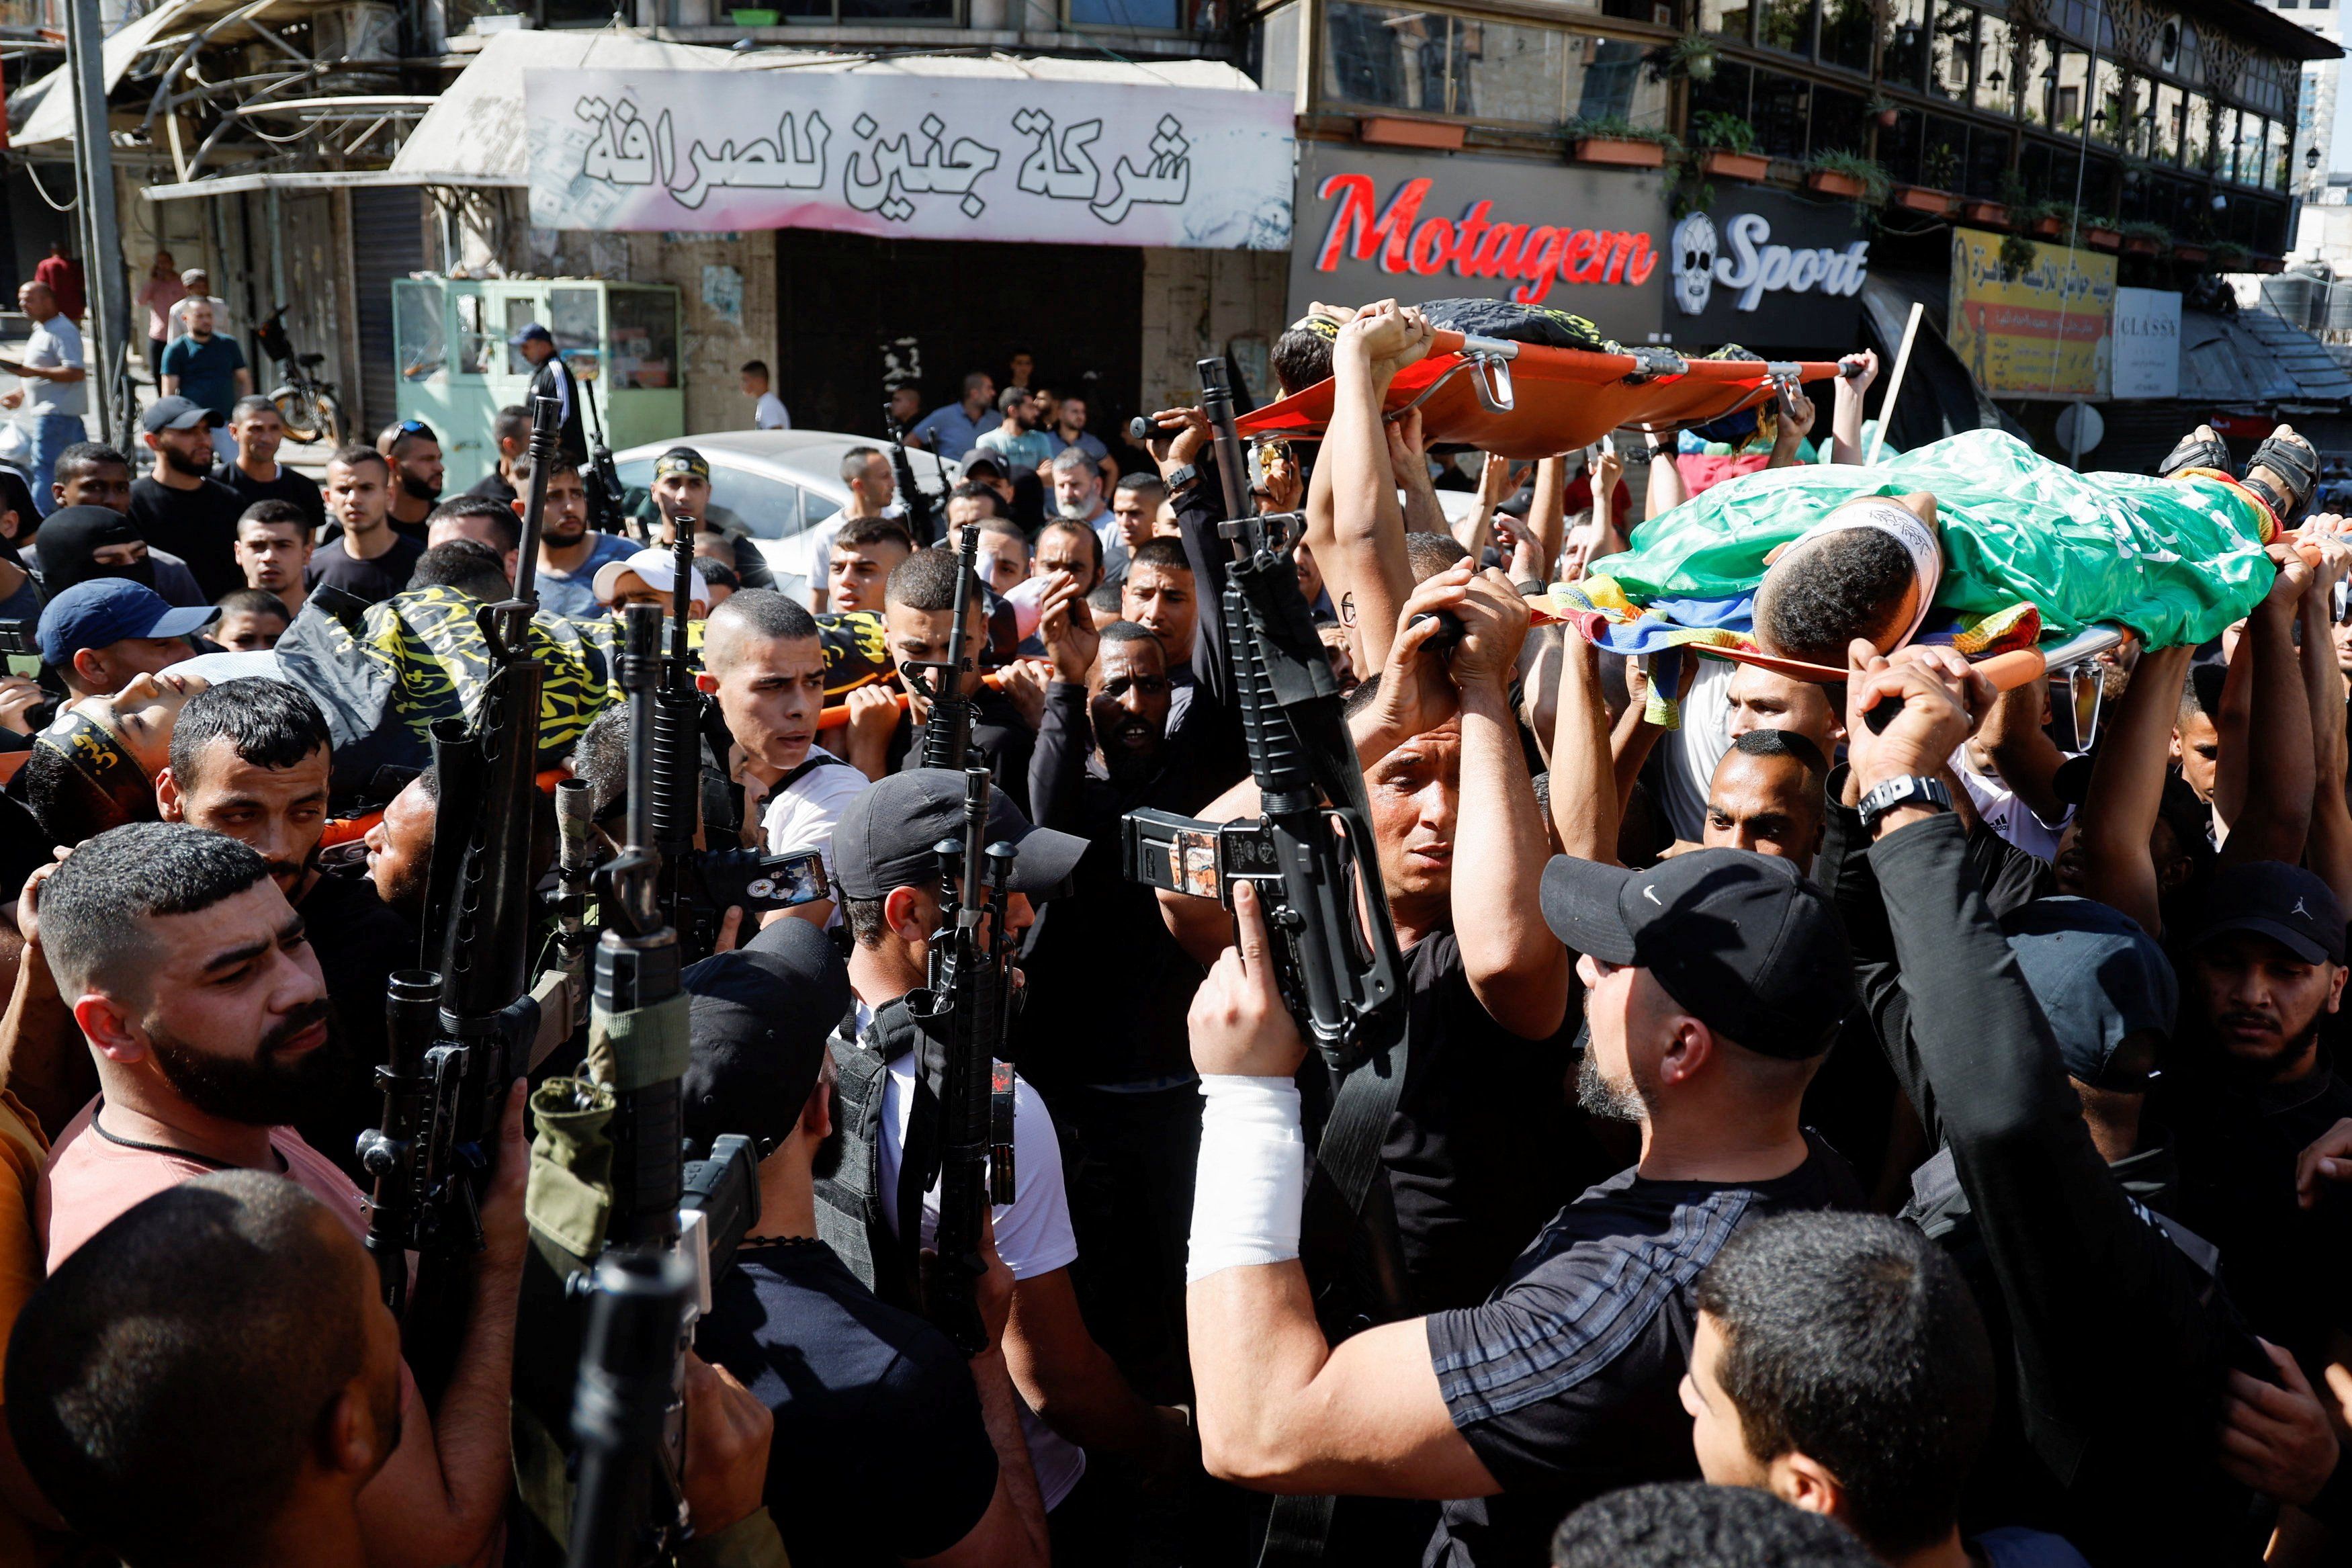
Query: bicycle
255 305 347 445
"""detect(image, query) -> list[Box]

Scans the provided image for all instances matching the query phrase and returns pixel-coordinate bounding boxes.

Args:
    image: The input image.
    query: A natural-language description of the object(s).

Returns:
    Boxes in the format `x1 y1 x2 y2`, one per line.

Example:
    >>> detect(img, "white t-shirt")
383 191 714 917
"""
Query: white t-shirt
759 748 869 909
754 391 790 431
1653 658 1737 843
873 1032 1087 1508
1955 746 2073 862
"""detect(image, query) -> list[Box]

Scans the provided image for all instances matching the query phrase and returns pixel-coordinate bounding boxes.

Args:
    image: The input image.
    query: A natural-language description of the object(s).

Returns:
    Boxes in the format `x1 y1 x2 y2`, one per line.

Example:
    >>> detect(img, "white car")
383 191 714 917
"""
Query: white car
612 429 957 603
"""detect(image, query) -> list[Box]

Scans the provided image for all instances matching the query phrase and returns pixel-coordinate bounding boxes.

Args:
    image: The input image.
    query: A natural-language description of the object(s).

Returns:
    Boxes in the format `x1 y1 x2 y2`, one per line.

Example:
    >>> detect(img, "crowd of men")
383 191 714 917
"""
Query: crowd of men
5 294 2352 1568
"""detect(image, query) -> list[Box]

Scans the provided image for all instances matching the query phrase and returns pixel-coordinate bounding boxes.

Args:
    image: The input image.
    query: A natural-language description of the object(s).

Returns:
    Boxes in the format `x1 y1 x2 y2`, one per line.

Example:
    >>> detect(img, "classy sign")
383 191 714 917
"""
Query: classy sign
1290 144 1668 345
1665 189 1872 345
2111 286 2182 400
524 69 1295 249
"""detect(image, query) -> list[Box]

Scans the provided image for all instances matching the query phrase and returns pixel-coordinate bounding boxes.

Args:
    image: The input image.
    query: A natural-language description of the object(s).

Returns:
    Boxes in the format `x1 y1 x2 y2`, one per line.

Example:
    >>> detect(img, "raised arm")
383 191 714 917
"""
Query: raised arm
1446 569 1571 1038
1549 631 1621 866
1642 433 1687 520
1766 387 1815 470
1829 351 1878 466
1974 676 2072 829
2073 642 2195 939
1183 883 1498 1499
2298 530 2352 910
2220 548 2317 869
1312 303 1431 677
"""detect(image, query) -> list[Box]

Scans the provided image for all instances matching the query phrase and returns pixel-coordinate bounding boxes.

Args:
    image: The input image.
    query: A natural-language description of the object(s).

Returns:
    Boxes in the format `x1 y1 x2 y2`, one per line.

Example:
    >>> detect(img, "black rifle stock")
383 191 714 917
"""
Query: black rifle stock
910 766 1018 1356
885 406 941 548
1121 359 1405 1072
580 368 631 541
565 1250 694 1568
908 526 982 770
360 394 564 1385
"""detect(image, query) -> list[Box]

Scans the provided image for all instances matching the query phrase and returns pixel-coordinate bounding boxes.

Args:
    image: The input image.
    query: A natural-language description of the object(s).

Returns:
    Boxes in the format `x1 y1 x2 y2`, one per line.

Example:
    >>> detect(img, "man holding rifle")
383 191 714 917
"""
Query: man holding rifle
816 769 1191 1542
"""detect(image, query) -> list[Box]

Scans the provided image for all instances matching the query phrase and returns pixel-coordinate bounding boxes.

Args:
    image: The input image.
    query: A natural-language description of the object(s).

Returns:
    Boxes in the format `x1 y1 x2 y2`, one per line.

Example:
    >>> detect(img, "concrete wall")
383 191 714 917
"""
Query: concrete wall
523 220 780 437
1139 246 1290 413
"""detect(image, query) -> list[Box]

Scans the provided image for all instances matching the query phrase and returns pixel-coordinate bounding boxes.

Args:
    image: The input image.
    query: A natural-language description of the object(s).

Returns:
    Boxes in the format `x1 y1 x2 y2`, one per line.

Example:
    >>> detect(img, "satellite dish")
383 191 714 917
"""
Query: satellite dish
2055 400 2104 458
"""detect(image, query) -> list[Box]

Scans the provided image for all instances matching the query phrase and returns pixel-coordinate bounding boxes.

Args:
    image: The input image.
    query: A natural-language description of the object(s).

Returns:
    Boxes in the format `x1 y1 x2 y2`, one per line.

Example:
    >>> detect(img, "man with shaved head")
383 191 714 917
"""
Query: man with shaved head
701 589 871 926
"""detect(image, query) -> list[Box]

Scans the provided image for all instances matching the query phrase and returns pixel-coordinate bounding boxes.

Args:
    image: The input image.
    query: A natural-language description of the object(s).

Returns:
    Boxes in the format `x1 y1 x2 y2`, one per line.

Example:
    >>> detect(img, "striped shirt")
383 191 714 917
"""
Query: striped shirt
1421 1135 1860 1567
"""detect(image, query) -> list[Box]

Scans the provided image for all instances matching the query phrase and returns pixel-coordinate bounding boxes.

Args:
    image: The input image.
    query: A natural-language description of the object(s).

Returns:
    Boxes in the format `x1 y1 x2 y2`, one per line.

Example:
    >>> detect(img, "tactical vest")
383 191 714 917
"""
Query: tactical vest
814 995 926 1309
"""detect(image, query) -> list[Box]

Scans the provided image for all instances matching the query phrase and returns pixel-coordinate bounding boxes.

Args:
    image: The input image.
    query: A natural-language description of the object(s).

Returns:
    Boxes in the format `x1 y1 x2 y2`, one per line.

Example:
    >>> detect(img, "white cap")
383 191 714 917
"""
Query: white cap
594 548 710 607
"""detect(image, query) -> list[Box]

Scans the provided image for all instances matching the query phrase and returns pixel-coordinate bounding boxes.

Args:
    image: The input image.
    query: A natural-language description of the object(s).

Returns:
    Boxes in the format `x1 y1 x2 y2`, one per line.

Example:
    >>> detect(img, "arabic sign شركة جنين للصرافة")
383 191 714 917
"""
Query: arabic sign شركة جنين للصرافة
569 93 1200 227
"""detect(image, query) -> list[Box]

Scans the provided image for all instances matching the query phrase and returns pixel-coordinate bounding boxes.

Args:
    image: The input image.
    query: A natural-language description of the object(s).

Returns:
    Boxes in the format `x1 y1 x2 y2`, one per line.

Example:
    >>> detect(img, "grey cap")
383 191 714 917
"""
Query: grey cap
830 767 1084 901
2001 896 2175 1091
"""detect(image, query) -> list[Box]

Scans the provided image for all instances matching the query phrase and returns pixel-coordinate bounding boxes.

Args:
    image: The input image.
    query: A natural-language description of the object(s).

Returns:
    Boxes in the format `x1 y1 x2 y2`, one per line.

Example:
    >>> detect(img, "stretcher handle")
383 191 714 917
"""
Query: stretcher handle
1859 625 2127 733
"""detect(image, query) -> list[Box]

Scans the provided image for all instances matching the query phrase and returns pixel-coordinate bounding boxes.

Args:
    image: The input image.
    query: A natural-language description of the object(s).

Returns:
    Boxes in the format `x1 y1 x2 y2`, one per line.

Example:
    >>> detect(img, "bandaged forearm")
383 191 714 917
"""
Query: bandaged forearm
1187 1076 1306 1282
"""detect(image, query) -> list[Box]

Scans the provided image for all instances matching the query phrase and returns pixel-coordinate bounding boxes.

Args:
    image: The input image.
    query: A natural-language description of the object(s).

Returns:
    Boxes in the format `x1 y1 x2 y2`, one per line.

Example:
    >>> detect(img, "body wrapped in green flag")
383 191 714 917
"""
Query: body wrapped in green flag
1587 430 2276 651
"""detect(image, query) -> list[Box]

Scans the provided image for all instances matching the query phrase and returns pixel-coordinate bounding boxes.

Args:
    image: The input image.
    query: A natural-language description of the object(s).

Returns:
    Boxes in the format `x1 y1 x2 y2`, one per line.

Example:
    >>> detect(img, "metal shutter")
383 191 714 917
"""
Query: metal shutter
351 187 425 434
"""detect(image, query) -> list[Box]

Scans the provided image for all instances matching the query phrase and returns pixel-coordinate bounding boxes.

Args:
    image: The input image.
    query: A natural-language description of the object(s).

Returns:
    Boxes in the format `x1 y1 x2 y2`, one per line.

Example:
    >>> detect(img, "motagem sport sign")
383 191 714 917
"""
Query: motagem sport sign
525 68 1295 249
1290 143 1668 346
1665 188 1870 347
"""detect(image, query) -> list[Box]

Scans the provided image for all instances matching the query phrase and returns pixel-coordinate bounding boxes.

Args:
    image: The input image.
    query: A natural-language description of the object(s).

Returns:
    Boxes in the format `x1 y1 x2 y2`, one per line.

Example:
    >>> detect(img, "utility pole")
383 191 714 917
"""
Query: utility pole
64 0 128 446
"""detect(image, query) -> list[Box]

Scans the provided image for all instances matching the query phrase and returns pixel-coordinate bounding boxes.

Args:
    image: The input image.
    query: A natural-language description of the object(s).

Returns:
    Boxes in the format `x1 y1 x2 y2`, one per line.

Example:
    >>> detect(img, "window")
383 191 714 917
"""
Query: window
1757 0 1813 54
550 287 601 380
1975 11 2014 114
1699 0 1752 38
2214 105 2238 180
1753 70 1810 154
2268 116 2291 189
1811 83 1870 153
1884 0 1931 88
393 279 445 384
608 290 676 392
707 463 805 543
503 298 538 376
2236 112 2267 183
1319 4 1667 126
1966 125 2011 194
2154 79 2185 163
2089 59 2122 146
1689 55 1755 122
1818 0 1872 71
452 290 491 377
2016 31 2052 125
2185 91 2216 171
1069 0 1208 26
1930 1 1975 101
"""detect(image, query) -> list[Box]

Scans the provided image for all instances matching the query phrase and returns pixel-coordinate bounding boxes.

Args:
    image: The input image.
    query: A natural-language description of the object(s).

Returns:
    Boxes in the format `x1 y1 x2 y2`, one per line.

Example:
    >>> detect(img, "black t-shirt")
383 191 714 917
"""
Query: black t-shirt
128 476 246 601
292 864 419 1181
1422 1136 1862 1568
1363 930 1612 1313
306 530 424 605
214 462 326 535
2159 1046 2352 1379
696 1238 998 1566
463 468 518 507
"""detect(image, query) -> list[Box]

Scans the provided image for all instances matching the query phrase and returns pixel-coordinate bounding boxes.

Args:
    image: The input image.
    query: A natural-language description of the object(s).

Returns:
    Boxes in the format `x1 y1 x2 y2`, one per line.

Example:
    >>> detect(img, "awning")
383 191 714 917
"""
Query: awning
388 30 1268 188
7 0 309 153
144 166 517 201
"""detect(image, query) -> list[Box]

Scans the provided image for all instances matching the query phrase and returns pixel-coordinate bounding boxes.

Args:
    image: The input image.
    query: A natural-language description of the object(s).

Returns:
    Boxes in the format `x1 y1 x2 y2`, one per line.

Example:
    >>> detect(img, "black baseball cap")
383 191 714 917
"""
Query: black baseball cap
831 767 1085 901
2189 861 2347 965
140 394 210 434
680 918 851 1153
1540 850 1856 1059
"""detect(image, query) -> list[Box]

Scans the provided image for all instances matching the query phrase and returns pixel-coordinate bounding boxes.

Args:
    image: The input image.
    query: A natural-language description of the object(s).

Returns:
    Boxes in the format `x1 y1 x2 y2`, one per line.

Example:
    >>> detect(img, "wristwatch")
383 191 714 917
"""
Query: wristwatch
1857 774 1954 832
1164 461 1202 493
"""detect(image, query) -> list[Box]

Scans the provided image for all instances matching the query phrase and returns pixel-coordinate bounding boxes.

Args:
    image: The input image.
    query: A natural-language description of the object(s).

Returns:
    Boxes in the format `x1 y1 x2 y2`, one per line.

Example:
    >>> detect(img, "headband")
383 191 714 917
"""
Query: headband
1786 500 1944 650
33 707 159 827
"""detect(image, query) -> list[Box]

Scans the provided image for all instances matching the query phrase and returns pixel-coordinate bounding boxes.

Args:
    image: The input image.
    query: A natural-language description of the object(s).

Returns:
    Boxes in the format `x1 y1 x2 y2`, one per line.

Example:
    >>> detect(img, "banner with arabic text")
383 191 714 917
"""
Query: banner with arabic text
525 68 1295 249
1947 232 2116 400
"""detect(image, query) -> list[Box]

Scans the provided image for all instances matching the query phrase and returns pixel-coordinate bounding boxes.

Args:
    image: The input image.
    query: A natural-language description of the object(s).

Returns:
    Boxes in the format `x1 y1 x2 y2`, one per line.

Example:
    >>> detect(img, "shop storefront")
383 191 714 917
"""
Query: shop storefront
1291 142 1870 356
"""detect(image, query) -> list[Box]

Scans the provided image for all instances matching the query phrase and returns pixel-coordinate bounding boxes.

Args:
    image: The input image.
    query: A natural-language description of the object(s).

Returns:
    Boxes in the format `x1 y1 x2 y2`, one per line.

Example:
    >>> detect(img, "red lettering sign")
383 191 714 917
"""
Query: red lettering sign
1310 173 1657 306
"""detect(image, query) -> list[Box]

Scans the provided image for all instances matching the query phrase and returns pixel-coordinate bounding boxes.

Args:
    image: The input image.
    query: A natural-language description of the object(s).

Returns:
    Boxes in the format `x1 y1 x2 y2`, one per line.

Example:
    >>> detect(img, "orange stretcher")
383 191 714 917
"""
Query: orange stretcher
1237 331 1858 460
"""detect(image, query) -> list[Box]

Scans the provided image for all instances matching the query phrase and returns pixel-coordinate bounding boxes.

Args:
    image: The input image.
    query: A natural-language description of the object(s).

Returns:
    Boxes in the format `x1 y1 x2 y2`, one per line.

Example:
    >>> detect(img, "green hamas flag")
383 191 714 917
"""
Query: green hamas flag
273 586 889 799
1588 431 2275 650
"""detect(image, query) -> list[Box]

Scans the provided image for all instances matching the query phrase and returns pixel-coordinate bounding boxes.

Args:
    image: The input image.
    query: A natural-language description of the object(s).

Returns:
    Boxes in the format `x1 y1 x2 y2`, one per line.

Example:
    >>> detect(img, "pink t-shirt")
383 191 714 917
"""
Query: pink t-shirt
38 1098 368 1270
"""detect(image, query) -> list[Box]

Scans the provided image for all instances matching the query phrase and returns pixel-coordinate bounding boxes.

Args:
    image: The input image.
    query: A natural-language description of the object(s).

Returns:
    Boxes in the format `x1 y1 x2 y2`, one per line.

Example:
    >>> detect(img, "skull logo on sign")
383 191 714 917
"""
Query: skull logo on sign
1672 212 1718 316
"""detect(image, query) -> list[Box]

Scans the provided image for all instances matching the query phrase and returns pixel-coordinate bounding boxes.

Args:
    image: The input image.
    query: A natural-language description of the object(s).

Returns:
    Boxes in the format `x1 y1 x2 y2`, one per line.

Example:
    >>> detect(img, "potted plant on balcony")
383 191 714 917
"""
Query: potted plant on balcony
1867 94 1901 128
2172 241 2210 264
1651 32 1721 83
1569 116 1676 168
2083 216 2124 250
2209 241 2253 272
2021 199 2077 241
1690 112 1769 181
1806 149 1890 204
2118 221 2169 257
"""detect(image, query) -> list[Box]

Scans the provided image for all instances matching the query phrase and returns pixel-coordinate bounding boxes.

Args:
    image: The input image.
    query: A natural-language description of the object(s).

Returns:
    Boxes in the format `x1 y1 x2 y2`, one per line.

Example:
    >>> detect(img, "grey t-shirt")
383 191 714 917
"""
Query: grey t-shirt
20 316 85 419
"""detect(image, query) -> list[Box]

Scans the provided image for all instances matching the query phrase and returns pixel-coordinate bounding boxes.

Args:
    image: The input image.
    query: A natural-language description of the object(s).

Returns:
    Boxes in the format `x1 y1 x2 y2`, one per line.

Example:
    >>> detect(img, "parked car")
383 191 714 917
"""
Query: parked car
611 429 957 602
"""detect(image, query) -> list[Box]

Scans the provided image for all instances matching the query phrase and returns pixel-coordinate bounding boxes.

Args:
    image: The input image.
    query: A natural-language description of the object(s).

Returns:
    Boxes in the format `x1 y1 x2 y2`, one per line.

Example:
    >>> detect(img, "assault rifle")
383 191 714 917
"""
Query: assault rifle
885 402 942 547
908 765 1018 1354
562 601 766 1563
361 394 564 1389
904 525 983 771
1120 357 1405 1072
641 524 833 961
578 360 631 541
